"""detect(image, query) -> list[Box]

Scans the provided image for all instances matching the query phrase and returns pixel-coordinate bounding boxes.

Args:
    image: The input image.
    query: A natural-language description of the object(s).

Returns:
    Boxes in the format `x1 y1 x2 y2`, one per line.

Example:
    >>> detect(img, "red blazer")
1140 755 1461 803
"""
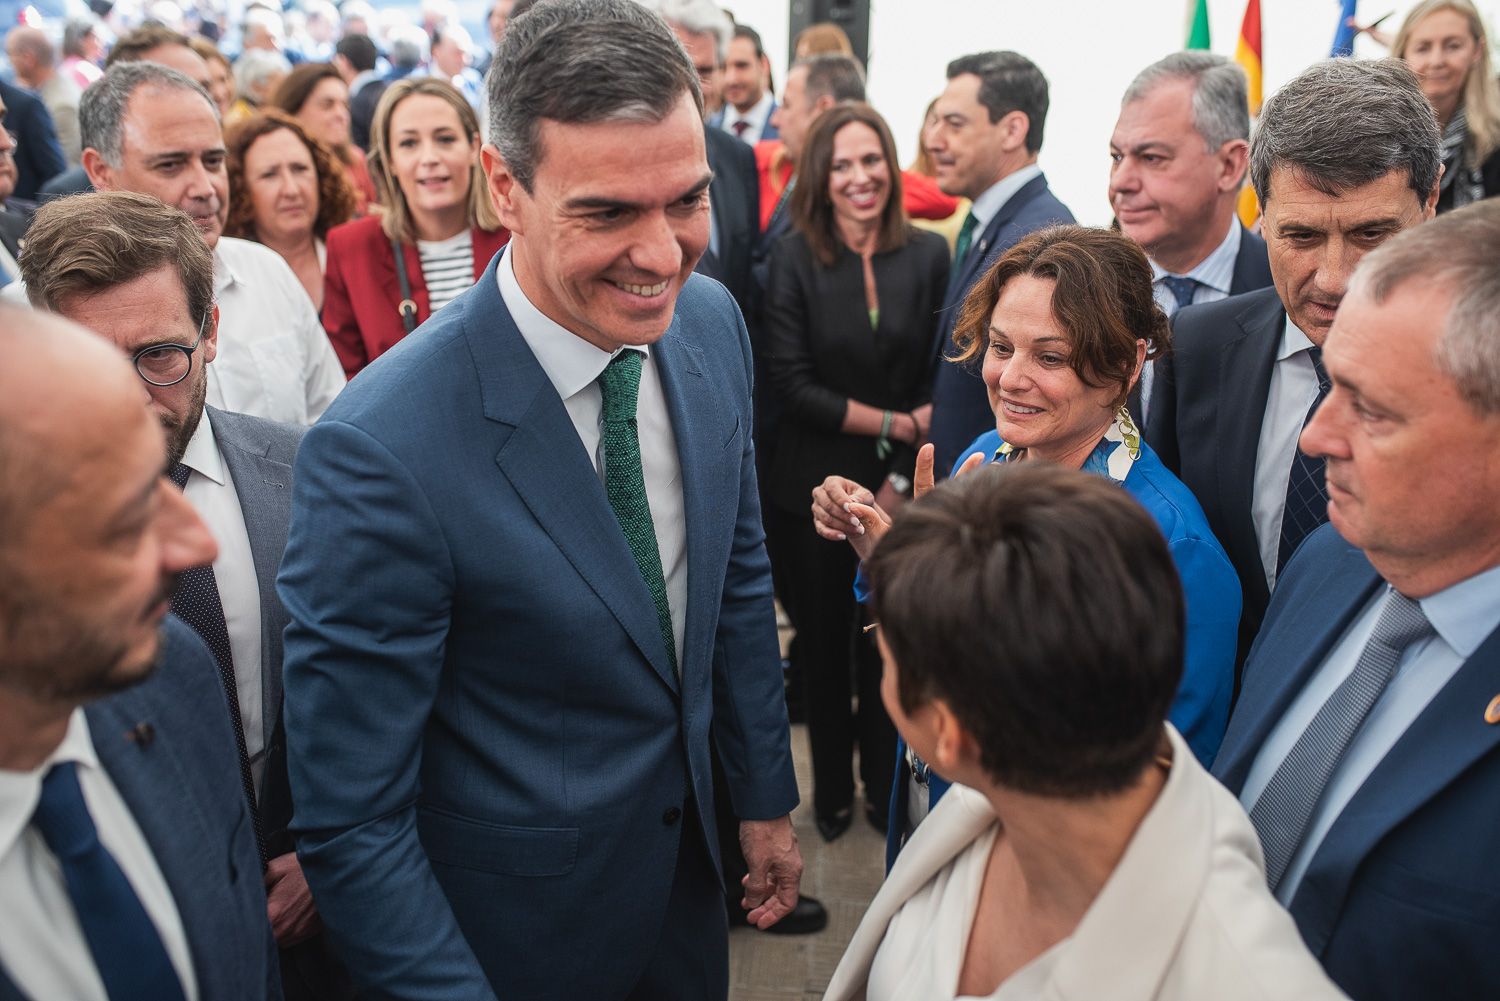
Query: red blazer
321 215 509 377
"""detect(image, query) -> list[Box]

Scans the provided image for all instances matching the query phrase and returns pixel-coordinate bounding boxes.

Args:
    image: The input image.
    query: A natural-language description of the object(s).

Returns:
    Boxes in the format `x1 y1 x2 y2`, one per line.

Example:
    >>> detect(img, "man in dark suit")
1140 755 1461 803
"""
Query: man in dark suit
714 25 777 145
278 3 801 999
926 50 1075 475
0 78 65 201
1213 202 1500 1001
1147 60 1439 673
19 191 344 1001
1109 51 1273 425
0 307 279 1001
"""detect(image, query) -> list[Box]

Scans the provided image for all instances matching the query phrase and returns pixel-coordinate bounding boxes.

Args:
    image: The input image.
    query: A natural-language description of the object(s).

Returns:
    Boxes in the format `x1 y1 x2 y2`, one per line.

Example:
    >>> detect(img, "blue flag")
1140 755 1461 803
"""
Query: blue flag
1332 0 1359 56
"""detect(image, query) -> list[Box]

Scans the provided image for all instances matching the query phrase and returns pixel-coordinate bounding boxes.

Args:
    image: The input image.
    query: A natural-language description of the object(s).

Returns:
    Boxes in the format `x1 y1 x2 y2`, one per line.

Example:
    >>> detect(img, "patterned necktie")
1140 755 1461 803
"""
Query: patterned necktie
952 210 979 271
1249 590 1434 890
1277 347 1332 572
731 120 750 139
1159 275 1200 313
597 351 677 674
166 463 266 865
31 761 190 1001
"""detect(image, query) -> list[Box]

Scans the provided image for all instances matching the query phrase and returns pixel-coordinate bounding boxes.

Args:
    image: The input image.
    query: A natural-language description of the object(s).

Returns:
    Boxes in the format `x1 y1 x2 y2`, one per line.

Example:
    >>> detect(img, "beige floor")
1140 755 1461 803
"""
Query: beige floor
727 724 887 1001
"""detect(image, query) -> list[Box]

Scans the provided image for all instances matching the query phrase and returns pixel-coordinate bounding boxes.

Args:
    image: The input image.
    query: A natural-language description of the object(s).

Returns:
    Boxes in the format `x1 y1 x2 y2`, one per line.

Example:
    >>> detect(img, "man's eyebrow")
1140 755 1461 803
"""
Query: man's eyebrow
562 172 713 212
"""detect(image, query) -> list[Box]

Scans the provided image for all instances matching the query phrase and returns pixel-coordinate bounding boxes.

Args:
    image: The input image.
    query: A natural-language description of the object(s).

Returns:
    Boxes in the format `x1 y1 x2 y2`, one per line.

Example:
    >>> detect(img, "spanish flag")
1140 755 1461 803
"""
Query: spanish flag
1235 0 1263 226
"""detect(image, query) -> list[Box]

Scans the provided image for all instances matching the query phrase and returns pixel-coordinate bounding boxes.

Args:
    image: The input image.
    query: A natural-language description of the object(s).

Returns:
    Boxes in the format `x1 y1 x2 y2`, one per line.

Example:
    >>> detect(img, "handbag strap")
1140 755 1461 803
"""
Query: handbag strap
391 237 418 334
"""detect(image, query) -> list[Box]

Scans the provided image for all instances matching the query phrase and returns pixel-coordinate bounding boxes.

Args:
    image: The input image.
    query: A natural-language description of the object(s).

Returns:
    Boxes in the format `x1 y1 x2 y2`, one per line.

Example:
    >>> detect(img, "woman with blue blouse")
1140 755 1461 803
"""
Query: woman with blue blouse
812 224 1241 865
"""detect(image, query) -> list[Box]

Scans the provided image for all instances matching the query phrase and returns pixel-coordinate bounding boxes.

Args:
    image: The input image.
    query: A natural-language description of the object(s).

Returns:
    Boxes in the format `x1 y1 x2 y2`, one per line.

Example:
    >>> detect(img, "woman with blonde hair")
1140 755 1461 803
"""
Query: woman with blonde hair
1393 0 1500 211
321 78 508 376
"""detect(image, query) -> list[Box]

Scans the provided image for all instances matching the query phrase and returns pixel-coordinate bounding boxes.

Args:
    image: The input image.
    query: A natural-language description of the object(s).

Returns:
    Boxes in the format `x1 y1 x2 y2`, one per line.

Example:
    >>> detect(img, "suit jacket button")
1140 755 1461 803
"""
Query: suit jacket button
662 806 682 825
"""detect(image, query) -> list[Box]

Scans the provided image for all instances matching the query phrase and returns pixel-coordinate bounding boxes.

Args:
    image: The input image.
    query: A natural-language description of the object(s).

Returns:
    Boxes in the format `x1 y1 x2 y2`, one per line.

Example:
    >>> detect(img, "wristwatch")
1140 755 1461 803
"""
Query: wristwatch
887 472 913 497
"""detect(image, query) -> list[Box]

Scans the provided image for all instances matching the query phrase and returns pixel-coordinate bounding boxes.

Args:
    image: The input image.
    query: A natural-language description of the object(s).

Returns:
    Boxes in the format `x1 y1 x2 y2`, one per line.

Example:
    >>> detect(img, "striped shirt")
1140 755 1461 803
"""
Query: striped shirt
418 230 475 313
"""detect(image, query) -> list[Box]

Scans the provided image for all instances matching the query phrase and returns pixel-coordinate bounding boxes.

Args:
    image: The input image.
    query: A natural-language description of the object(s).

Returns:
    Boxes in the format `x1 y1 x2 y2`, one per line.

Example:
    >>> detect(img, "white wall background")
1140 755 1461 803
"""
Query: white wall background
723 0 1500 224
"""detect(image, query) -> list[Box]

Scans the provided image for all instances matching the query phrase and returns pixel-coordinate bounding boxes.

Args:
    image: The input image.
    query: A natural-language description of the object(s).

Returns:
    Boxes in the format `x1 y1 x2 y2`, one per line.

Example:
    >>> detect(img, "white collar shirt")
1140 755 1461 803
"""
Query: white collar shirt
1251 314 1319 591
966 163 1043 234
496 245 687 669
178 411 266 794
0 710 199 1001
210 237 346 426
720 91 775 146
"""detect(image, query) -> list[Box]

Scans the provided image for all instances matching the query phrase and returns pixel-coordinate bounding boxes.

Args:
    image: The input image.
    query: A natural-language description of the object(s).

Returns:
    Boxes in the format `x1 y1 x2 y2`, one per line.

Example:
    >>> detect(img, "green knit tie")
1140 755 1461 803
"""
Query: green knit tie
598 350 677 673
952 210 979 269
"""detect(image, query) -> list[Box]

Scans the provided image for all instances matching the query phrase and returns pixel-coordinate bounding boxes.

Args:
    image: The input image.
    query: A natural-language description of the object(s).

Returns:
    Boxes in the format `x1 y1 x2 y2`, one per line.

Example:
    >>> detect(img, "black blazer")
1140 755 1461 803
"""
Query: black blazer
0 79 65 201
1146 285 1284 673
699 126 759 316
762 228 949 515
1437 144 1500 214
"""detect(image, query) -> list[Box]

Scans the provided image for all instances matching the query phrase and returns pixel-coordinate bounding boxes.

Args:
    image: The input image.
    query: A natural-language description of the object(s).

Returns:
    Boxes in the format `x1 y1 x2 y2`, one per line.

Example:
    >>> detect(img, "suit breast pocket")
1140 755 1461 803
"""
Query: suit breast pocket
417 805 579 877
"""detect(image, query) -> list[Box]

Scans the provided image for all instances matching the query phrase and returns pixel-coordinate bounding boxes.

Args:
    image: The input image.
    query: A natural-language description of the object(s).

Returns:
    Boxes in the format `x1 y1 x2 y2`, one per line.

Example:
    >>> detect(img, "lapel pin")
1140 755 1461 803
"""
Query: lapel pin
1484 696 1500 725
126 722 156 747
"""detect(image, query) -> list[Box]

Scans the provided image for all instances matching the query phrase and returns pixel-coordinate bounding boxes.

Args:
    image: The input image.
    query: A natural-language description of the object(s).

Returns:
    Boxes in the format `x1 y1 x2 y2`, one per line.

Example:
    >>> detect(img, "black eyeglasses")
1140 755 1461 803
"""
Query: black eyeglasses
132 313 209 387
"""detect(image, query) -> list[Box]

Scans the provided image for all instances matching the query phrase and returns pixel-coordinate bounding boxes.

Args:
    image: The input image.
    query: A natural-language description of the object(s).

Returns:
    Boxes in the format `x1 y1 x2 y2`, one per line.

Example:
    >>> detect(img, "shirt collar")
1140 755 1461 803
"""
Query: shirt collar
178 409 226 486
212 240 239 295
0 709 100 863
1277 313 1315 362
724 91 773 130
1149 218 1242 296
495 244 649 402
968 163 1042 230
1415 562 1500 659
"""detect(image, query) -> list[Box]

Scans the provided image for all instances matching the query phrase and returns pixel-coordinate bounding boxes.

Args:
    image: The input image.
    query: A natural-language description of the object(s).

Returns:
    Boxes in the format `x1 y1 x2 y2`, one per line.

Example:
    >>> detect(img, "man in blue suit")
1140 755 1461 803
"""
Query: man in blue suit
925 51 1075 476
278 3 802 999
1213 203 1500 1001
0 78 65 201
0 309 279 1001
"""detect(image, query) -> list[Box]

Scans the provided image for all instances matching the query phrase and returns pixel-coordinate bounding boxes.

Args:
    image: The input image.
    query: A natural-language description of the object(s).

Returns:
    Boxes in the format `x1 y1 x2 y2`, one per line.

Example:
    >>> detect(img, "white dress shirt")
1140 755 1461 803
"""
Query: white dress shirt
1241 563 1500 904
1251 315 1321 591
210 237 346 427
179 412 266 795
496 246 687 668
1139 219 1242 424
719 91 774 146
967 163 1043 238
0 711 199 1001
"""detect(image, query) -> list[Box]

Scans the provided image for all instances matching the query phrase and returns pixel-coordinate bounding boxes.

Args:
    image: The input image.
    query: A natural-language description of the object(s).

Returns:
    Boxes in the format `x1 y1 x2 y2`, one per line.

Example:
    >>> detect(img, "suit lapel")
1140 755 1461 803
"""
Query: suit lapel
940 173 1050 342
1293 624 1500 954
466 265 681 696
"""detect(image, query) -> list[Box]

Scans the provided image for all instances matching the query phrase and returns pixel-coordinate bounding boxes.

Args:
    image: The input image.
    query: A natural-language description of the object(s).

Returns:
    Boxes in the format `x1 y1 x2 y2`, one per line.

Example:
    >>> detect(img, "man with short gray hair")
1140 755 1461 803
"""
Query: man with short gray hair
1148 58 1440 673
277 1 801 998
5 26 82 165
1213 199 1500 1000
75 61 344 426
1109 51 1273 421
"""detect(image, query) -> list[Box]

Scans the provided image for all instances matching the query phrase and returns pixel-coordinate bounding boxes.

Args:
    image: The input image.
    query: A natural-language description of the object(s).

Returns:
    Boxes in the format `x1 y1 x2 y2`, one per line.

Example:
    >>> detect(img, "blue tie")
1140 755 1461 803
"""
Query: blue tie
30 761 189 1001
1160 275 1199 313
1278 346 1332 572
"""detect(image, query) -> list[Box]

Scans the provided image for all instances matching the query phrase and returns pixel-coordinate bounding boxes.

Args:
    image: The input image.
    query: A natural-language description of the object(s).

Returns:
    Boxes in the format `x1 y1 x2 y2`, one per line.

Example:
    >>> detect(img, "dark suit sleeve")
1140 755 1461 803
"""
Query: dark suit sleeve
919 236 952 398
277 419 497 1000
13 97 66 199
763 240 847 432
1145 334 1182 475
712 295 800 820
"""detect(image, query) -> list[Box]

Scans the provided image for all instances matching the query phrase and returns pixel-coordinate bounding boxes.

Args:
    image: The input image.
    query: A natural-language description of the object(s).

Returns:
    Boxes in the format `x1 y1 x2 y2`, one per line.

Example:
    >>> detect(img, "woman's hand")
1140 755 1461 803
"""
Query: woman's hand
910 404 933 441
812 475 875 542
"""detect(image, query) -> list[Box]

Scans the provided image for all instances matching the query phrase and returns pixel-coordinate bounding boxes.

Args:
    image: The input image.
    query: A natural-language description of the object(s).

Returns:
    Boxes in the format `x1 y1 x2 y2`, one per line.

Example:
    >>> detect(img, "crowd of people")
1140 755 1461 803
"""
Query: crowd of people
0 0 1497 999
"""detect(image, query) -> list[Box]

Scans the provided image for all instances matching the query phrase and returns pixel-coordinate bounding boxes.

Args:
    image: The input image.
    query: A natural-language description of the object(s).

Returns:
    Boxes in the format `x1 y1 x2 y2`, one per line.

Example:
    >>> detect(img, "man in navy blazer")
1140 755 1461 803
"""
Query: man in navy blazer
1213 204 1500 1001
1147 60 1440 676
925 50 1075 476
0 310 279 1001
278 3 801 999
1108 52 1273 426
0 78 65 201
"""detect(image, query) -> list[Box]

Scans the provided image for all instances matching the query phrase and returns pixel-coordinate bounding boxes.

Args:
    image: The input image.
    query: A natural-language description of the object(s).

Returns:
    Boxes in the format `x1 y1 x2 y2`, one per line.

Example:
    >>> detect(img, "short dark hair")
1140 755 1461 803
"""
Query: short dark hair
791 102 907 267
488 0 700 193
733 23 764 59
946 50 1049 154
1250 58 1440 207
334 33 378 73
104 23 191 67
800 52 865 104
866 463 1184 797
270 61 341 119
953 225 1169 407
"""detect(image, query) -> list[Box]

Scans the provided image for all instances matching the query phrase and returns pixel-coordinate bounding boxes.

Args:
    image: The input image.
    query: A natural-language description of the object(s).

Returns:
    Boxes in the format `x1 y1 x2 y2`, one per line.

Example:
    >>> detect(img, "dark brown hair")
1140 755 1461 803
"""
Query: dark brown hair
271 63 342 126
866 463 1184 797
104 24 191 67
223 110 358 241
952 224 1170 405
790 102 908 268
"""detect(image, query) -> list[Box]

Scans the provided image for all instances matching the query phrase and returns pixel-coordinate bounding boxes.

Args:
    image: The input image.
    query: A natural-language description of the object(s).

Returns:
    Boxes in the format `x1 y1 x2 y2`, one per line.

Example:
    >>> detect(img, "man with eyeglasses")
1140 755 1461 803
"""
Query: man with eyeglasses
18 190 350 1001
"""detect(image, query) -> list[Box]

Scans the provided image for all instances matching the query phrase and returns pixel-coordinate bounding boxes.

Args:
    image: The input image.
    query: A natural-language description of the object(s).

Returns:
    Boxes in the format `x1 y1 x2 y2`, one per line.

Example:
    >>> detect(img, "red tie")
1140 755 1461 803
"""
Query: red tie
732 120 750 138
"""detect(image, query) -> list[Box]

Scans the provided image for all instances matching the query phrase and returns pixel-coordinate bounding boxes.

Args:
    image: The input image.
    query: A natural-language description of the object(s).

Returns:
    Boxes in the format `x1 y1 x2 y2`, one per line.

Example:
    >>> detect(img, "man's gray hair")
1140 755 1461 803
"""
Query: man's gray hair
81 61 217 168
1251 58 1440 206
1350 201 1500 414
1123 51 1248 150
233 47 290 100
386 23 429 68
654 0 731 64
488 0 700 193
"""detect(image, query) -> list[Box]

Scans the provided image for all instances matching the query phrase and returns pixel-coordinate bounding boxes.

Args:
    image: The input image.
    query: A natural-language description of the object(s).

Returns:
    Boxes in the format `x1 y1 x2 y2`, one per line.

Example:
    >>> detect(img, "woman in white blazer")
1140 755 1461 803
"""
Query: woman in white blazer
825 463 1347 1001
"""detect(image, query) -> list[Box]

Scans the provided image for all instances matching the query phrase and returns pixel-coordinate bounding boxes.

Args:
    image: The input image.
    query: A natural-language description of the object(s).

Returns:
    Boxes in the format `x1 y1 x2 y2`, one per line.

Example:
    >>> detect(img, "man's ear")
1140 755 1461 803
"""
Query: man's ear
481 143 525 235
81 147 113 190
1422 166 1442 220
201 302 220 365
1216 139 1250 194
998 110 1030 154
926 697 981 777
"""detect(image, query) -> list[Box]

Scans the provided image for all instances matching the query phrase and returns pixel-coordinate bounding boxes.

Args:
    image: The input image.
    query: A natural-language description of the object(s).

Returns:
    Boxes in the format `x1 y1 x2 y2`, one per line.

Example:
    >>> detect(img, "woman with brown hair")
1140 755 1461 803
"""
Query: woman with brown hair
224 110 359 311
320 78 507 377
271 62 379 211
812 225 1240 860
763 102 948 842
